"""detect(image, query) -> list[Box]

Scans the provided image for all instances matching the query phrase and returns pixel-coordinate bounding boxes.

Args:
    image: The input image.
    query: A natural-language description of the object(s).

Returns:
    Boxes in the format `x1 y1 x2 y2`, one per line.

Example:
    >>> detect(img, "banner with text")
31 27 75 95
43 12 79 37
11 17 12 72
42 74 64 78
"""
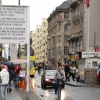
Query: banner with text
0 6 27 43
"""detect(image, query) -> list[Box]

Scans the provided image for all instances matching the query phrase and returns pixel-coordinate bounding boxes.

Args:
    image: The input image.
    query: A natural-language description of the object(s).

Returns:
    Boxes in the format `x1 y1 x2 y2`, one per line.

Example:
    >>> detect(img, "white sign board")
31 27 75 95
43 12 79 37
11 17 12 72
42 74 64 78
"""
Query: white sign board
10 43 17 60
82 52 100 58
0 6 27 43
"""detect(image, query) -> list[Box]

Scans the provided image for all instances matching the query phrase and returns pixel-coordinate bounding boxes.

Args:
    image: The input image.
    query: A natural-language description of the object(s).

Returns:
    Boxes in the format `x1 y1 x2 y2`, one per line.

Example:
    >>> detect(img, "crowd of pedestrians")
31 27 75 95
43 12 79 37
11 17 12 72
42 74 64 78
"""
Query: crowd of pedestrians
0 61 34 100
64 63 80 83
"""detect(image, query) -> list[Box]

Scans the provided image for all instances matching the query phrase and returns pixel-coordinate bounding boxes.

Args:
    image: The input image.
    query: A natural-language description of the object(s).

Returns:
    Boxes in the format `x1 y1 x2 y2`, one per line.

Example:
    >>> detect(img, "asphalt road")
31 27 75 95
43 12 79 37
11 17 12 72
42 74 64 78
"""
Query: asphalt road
32 70 100 100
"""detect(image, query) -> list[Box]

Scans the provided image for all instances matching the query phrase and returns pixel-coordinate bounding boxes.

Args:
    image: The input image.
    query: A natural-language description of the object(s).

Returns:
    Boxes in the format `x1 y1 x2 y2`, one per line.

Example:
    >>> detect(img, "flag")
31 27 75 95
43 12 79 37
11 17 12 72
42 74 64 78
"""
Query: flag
83 0 90 8
94 46 100 52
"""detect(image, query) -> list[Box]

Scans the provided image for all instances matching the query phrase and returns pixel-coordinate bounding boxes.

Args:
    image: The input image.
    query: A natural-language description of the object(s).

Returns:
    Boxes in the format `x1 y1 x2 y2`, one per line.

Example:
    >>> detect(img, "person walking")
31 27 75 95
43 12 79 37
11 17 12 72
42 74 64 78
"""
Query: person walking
0 65 9 100
69 65 75 81
18 66 25 90
64 63 70 82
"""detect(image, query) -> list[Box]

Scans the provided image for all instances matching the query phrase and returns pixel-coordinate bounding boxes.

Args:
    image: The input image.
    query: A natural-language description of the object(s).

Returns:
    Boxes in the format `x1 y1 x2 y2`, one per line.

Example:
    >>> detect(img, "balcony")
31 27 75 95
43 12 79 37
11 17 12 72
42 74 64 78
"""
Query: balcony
70 0 78 8
72 16 77 22
51 33 55 37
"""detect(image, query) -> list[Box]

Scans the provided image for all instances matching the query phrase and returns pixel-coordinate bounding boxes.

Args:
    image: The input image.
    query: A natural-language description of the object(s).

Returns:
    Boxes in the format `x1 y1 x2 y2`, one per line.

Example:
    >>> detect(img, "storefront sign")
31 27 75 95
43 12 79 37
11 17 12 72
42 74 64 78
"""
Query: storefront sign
82 52 100 58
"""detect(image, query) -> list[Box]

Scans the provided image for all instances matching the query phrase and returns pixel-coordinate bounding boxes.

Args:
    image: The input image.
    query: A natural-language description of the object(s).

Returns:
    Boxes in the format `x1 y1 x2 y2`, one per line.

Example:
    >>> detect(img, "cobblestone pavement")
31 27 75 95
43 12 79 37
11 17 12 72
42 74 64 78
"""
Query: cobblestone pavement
17 89 43 100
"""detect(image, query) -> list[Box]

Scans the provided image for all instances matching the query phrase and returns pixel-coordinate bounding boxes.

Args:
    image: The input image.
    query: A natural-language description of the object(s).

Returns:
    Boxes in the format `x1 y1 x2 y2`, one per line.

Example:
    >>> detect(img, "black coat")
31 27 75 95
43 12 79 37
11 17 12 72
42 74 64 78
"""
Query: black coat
64 66 70 73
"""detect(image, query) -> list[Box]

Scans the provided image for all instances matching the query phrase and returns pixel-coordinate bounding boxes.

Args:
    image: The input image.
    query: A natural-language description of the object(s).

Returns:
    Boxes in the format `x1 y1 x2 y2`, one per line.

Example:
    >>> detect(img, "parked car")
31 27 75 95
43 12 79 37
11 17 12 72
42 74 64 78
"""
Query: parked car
41 70 56 88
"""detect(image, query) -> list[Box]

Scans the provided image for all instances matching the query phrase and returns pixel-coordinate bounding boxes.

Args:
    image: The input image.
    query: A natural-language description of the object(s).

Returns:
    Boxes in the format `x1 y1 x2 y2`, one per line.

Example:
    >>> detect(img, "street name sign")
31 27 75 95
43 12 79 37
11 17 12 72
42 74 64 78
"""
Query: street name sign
0 5 28 43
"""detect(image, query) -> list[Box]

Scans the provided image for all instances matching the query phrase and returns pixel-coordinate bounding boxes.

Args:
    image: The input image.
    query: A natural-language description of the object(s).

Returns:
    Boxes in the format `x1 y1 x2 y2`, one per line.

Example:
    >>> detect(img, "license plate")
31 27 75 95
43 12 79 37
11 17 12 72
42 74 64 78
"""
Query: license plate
52 81 55 83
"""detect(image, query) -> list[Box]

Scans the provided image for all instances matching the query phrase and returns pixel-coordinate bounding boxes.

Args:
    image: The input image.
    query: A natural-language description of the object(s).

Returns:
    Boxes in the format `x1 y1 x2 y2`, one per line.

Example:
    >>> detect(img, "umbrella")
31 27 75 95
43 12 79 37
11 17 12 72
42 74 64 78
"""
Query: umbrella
10 59 27 64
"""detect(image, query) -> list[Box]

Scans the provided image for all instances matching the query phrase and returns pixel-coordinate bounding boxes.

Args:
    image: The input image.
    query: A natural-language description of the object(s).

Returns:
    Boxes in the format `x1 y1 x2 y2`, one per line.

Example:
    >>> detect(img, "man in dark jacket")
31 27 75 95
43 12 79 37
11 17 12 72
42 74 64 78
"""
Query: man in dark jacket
7 68 14 92
64 63 70 82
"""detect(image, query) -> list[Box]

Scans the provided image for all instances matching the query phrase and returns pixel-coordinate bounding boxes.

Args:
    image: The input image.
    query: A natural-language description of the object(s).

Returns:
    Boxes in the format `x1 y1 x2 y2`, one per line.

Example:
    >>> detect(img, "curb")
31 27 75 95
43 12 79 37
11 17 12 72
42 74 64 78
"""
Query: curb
34 91 44 100
65 82 86 87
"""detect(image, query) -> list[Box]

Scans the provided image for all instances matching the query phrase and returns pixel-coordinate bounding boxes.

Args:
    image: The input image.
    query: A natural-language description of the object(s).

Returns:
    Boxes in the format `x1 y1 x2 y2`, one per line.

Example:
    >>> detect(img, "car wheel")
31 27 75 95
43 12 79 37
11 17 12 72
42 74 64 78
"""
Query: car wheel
41 82 43 88
43 83 46 88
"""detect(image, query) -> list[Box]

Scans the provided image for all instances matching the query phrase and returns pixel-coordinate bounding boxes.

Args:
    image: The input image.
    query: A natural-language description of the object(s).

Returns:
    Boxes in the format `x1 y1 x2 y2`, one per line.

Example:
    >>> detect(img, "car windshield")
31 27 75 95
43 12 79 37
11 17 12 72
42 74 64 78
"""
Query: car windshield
46 71 55 76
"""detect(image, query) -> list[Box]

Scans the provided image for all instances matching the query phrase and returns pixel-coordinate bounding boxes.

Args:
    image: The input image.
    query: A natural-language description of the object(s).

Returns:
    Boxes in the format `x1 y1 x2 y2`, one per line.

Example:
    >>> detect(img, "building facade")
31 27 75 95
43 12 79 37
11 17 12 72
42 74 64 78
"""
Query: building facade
47 1 70 68
32 18 48 64
68 0 100 81
67 0 84 65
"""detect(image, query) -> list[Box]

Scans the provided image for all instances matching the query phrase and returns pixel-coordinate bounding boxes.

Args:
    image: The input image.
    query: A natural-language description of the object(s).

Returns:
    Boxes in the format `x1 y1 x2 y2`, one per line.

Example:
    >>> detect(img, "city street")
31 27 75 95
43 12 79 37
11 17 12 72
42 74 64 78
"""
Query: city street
33 70 100 100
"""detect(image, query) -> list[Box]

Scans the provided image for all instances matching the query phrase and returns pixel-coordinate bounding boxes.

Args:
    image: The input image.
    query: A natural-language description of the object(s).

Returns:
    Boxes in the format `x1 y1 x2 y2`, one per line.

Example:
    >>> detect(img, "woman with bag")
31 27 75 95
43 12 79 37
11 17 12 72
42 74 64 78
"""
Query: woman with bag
18 66 25 90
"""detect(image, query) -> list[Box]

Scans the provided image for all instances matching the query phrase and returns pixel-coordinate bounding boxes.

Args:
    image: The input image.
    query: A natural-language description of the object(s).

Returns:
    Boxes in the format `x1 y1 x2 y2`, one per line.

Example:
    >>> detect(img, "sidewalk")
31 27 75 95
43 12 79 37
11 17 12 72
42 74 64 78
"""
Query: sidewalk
7 87 43 100
7 87 22 100
65 79 100 87
65 79 86 87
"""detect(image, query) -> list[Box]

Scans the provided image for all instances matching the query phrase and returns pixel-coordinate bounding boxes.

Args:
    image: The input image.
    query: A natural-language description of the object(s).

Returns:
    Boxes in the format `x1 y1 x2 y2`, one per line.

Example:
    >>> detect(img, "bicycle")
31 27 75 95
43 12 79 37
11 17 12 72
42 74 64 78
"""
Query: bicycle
58 79 62 99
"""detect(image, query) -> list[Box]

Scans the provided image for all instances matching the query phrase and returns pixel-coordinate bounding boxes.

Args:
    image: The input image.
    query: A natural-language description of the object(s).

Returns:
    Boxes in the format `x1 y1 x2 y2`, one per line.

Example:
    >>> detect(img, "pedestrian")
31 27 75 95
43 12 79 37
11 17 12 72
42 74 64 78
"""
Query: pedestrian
18 66 25 90
54 65 65 94
69 64 75 81
14 64 21 88
75 66 80 82
64 63 70 82
7 68 14 92
0 65 9 100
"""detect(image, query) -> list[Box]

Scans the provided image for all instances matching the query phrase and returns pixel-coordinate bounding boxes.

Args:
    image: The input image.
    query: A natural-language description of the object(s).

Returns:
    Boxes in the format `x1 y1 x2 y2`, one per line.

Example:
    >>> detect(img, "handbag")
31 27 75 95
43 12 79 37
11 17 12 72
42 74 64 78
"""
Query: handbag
58 70 65 88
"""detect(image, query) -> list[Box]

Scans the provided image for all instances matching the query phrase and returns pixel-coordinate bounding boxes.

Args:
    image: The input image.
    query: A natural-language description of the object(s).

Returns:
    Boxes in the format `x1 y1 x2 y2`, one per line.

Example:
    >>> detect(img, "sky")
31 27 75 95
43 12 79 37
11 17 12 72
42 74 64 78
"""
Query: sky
2 0 66 31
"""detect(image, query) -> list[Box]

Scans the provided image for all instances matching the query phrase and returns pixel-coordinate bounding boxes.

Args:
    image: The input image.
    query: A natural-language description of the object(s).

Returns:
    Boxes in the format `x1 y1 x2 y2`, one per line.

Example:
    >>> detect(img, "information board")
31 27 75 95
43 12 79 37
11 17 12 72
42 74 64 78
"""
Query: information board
0 6 27 43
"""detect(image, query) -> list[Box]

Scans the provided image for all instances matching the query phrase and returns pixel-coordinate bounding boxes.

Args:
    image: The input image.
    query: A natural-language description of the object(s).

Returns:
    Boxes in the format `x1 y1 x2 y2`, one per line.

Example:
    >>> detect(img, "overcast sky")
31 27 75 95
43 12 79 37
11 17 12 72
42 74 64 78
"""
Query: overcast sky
2 0 66 31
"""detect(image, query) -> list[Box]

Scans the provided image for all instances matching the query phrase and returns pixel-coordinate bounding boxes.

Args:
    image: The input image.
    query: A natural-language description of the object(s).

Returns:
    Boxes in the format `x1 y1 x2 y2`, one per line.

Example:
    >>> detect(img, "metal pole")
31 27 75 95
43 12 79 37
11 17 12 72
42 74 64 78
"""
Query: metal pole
26 7 30 100
18 0 20 5
87 8 90 68
74 33 76 67
94 32 96 51
0 0 2 4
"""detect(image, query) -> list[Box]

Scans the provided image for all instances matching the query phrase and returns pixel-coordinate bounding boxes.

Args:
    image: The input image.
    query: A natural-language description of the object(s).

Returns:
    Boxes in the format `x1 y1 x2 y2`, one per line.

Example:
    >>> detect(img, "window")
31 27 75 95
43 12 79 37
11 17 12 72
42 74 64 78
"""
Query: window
64 24 68 31
58 35 61 43
37 29 39 33
64 47 68 55
53 37 55 43
42 22 46 26
53 48 55 55
58 24 61 31
58 13 62 19
64 35 68 43
58 46 61 55
64 12 69 19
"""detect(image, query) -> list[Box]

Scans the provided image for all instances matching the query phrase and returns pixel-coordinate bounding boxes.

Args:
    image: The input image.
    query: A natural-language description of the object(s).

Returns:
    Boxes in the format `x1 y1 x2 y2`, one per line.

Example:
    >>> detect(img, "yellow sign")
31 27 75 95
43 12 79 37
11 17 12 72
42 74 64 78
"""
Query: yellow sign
0 48 2 51
68 55 76 61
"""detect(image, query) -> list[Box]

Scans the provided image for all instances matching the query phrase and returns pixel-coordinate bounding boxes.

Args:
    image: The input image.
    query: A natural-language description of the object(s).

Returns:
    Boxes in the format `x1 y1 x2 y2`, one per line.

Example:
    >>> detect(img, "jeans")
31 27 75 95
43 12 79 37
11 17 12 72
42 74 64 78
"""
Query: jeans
0 86 7 100
54 79 64 94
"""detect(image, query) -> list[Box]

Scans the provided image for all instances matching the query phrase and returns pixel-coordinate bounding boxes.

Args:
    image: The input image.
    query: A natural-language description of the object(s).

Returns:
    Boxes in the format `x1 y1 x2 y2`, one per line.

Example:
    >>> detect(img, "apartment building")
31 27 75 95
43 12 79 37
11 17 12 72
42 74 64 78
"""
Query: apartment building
68 0 100 81
32 19 48 64
47 1 70 68
67 0 84 64
40 18 48 63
